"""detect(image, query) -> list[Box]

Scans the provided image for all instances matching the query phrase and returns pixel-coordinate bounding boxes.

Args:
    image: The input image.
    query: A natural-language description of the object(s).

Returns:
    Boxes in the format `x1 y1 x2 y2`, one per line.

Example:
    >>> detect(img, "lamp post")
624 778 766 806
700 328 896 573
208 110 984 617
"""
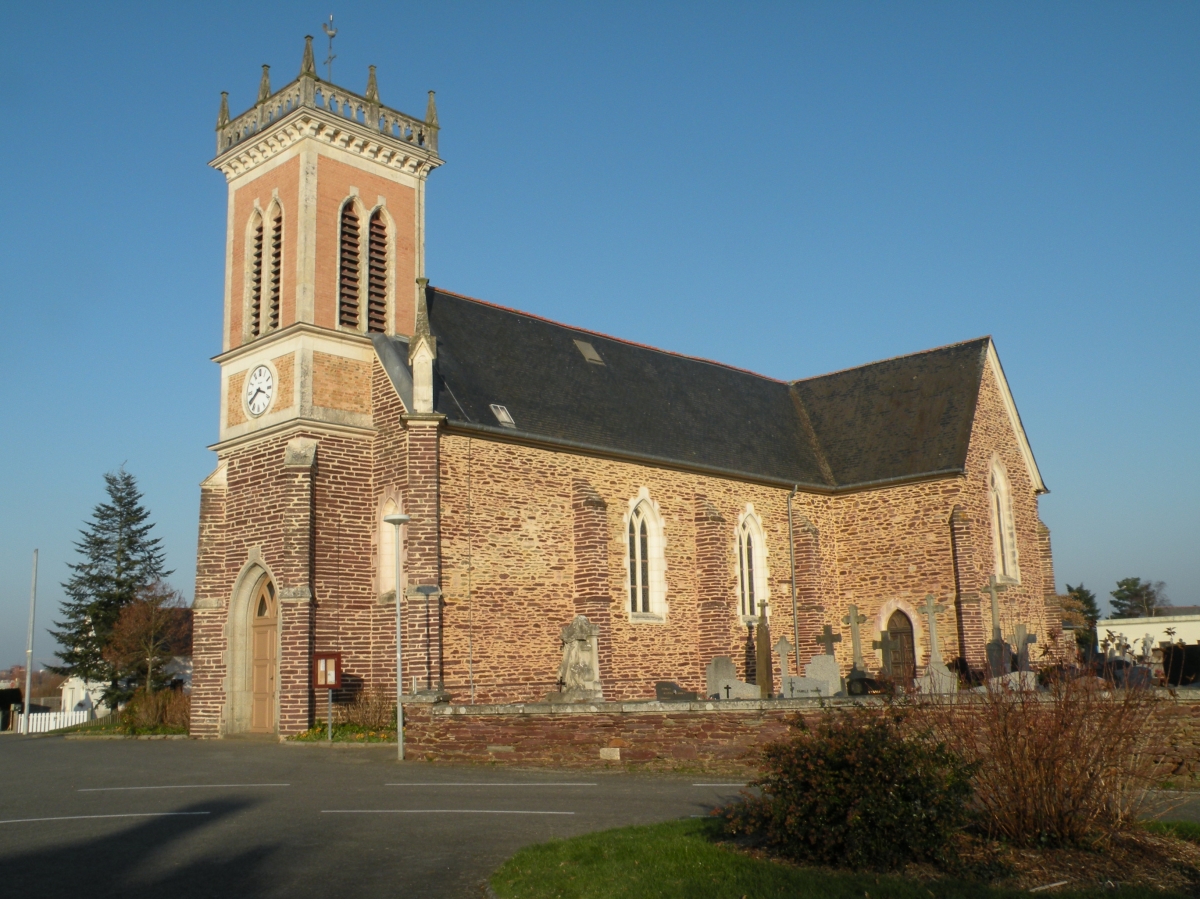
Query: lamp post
383 513 410 760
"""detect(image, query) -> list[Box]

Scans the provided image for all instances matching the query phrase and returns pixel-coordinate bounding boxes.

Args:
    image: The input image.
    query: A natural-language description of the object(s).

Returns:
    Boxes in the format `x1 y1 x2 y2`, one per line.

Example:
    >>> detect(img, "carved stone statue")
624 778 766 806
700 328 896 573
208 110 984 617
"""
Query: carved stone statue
547 615 603 703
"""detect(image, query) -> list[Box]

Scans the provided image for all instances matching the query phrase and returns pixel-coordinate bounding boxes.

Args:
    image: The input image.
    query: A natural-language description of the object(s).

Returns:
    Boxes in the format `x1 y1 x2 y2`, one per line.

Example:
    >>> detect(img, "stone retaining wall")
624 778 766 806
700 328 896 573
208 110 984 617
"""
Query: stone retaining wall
403 693 1200 777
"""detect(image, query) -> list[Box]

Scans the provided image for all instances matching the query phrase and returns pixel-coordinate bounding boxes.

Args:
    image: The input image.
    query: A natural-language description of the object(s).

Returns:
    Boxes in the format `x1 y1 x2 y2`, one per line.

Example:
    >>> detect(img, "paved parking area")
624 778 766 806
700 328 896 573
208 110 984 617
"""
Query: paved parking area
0 735 743 898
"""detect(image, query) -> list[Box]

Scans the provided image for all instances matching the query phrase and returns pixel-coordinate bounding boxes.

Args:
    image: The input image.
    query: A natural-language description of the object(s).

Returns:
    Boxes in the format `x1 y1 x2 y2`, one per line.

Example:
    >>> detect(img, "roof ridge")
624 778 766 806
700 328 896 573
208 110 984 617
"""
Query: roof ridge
429 286 789 384
789 336 992 385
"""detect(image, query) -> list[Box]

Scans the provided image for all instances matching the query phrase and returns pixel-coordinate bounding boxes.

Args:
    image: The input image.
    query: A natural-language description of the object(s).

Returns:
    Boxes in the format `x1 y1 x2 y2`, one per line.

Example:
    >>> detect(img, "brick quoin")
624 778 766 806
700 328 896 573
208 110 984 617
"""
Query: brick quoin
572 478 614 690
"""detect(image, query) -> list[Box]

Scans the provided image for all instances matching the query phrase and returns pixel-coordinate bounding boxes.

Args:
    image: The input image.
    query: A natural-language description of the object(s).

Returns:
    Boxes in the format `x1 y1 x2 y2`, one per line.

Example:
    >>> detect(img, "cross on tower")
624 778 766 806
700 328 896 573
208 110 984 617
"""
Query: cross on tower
919 594 948 667
815 624 842 657
842 605 868 673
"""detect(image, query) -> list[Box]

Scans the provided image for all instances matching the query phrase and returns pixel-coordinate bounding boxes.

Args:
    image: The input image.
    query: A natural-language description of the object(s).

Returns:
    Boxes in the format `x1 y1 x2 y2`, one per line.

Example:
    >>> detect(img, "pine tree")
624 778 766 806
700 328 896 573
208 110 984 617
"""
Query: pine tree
1109 577 1169 619
49 469 171 700
1063 583 1101 653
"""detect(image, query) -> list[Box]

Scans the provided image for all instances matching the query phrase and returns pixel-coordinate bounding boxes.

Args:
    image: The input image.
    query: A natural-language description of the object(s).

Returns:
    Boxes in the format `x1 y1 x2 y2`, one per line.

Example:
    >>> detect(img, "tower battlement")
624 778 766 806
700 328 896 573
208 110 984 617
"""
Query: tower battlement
214 35 439 164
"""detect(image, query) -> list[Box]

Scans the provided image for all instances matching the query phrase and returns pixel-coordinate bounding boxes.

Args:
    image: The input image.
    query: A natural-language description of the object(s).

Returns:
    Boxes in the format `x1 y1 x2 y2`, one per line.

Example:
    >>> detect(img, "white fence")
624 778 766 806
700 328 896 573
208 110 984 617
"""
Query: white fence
14 710 92 734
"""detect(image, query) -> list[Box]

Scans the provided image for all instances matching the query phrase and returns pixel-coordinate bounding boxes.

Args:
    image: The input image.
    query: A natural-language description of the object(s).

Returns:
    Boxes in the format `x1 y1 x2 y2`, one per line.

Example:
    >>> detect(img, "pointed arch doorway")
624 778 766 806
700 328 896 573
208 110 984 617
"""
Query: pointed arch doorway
886 610 917 683
249 580 278 733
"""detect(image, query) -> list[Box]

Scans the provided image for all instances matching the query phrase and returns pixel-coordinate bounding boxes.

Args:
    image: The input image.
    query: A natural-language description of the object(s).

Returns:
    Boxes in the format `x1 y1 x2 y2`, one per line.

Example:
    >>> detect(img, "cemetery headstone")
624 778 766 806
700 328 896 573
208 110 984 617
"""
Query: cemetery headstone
546 614 603 703
842 605 869 679
915 594 958 694
705 656 759 700
804 654 843 697
1014 623 1037 673
873 630 895 678
756 601 773 698
655 681 698 701
983 576 1013 678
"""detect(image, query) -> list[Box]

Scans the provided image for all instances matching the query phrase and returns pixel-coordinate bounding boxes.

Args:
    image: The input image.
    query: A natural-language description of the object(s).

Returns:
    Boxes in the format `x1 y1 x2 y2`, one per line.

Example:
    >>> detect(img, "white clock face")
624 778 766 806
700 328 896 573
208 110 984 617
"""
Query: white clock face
245 365 274 417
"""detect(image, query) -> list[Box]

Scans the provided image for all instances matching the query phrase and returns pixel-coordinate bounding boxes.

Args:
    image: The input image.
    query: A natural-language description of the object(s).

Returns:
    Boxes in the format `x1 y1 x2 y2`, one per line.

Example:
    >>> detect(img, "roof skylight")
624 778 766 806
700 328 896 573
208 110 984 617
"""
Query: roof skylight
573 339 605 365
489 404 516 428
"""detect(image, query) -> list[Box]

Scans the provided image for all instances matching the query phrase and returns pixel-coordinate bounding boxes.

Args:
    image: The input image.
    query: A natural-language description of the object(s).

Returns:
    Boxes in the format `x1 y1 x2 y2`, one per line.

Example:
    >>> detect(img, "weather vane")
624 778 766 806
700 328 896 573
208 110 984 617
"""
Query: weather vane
321 15 337 82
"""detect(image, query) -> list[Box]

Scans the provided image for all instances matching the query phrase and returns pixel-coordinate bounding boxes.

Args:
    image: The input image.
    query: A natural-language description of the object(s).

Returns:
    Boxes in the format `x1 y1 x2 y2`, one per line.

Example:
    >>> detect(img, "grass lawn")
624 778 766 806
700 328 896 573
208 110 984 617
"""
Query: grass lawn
489 818 1192 899
1144 820 1200 843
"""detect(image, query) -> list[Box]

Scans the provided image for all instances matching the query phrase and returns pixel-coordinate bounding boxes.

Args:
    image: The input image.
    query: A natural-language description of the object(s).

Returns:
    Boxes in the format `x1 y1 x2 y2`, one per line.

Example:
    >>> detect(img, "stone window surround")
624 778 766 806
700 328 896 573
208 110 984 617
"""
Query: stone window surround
335 189 396 337
735 504 770 624
374 489 408 604
623 487 668 623
874 598 926 670
988 454 1021 585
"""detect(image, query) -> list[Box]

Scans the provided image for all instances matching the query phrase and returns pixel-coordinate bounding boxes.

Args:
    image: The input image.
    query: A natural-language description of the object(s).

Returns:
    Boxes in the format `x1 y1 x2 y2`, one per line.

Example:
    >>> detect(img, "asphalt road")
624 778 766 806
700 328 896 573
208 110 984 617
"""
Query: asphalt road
0 734 744 898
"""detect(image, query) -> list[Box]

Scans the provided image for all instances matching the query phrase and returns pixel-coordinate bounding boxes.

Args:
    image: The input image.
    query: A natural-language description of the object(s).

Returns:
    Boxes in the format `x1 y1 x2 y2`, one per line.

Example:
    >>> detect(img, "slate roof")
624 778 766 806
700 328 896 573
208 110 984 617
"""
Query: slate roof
376 288 994 491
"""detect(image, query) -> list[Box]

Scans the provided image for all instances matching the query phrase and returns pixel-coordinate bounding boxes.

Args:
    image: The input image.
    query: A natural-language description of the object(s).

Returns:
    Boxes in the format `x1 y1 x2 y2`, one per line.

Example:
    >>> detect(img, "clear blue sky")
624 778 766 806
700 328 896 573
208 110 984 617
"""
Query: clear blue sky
1 2 1196 668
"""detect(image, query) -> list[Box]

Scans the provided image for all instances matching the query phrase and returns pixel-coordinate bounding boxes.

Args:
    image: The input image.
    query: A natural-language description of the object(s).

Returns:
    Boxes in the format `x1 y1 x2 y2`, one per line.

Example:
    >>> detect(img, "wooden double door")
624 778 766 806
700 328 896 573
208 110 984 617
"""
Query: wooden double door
250 580 278 733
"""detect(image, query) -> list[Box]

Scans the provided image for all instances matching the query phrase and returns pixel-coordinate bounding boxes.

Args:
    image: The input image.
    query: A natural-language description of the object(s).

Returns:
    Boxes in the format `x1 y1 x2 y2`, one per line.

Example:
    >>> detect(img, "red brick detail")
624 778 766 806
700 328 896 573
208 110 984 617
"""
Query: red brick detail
404 417 443 691
792 518 826 666
1037 521 1067 661
572 479 613 689
950 505 986 670
694 494 730 678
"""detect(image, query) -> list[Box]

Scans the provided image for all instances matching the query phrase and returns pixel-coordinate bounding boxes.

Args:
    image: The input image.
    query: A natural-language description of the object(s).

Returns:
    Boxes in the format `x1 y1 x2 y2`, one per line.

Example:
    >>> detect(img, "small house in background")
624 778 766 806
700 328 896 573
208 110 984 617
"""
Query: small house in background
1096 609 1200 688
164 656 193 693
60 678 110 717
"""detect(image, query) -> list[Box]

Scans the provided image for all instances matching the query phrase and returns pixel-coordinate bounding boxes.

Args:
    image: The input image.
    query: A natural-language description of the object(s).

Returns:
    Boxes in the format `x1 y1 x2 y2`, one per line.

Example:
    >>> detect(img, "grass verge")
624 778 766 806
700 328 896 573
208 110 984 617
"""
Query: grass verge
1144 820 1200 843
57 716 187 736
489 818 1191 899
288 721 396 743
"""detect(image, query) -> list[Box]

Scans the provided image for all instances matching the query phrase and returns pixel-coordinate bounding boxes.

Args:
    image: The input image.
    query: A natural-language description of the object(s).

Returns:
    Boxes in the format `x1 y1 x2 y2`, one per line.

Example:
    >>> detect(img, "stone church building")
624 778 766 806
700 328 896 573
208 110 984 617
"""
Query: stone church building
191 39 1064 737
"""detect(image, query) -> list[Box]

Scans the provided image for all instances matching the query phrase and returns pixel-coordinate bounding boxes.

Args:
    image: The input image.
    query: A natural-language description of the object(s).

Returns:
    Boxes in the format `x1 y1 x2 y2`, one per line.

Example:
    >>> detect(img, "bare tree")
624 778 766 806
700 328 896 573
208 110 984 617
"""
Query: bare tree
102 581 191 694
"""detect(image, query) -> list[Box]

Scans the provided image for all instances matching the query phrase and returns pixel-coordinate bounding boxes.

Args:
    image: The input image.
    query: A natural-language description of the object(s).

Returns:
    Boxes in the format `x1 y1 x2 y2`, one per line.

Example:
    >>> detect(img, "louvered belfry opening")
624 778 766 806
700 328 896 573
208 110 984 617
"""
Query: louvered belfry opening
366 209 388 333
339 202 361 328
248 212 264 338
267 206 282 331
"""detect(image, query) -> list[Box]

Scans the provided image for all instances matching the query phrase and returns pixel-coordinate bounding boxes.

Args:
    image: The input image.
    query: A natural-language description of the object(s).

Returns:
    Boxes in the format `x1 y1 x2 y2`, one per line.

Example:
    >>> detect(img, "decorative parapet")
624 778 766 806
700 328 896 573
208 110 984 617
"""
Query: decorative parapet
215 36 438 159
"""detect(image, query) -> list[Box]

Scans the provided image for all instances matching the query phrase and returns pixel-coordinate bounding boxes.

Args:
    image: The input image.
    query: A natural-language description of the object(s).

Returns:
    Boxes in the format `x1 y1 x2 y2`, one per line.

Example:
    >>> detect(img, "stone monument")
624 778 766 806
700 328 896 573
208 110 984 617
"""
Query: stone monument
775 635 828 698
983 576 1013 678
705 656 759 700
1014 623 1038 673
755 601 773 698
545 615 603 703
914 593 958 694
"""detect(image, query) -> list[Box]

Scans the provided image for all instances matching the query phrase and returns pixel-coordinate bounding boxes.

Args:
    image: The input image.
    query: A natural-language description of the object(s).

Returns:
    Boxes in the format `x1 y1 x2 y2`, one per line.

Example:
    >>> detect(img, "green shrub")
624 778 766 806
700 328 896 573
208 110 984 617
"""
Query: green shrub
724 707 974 871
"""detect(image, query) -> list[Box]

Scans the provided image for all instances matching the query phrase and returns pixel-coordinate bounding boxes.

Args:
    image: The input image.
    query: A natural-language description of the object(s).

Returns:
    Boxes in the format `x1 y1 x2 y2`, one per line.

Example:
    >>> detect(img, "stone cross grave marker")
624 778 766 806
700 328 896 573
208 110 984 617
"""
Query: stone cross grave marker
756 600 773 698
919 594 948 667
983 575 1013 678
815 624 842 657
1014 623 1037 673
842 605 868 676
873 630 895 677
774 636 794 684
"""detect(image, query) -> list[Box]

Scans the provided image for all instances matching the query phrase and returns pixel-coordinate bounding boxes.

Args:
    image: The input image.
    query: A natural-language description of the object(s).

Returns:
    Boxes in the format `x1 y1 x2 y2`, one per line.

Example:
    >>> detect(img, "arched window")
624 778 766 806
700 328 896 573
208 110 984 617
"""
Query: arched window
265 202 282 331
366 208 389 333
626 488 667 619
246 209 264 338
338 201 361 328
736 507 769 621
989 457 1020 582
378 497 404 599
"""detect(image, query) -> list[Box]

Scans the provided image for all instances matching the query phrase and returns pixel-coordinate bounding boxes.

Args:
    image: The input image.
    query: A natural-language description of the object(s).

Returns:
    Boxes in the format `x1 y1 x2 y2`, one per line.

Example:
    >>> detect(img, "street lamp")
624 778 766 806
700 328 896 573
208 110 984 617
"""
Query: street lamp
383 512 411 761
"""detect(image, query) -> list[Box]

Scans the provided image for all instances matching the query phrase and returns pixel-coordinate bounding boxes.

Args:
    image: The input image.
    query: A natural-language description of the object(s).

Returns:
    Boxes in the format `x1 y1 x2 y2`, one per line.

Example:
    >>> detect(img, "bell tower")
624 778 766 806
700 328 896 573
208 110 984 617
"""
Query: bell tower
209 35 441 443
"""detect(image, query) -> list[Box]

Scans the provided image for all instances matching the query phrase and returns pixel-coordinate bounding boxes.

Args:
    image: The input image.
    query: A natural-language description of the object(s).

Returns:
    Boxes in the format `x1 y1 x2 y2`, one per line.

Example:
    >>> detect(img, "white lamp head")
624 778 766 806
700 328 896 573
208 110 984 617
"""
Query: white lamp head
383 513 411 527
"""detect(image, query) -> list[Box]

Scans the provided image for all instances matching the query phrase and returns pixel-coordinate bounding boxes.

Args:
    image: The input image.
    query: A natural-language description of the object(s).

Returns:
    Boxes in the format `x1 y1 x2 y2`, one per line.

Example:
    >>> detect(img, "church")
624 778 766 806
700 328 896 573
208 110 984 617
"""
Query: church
191 38 1064 737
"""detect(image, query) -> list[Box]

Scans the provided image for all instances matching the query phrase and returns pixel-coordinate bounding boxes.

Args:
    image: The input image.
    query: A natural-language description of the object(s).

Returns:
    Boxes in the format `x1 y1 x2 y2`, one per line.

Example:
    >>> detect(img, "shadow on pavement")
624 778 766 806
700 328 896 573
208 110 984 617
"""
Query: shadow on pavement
0 799 280 899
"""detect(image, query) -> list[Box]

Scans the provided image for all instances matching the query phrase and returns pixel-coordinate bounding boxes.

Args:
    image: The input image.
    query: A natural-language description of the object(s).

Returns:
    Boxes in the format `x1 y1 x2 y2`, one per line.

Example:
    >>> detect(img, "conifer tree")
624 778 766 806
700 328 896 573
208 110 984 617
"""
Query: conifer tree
1110 577 1169 619
1063 583 1100 654
49 469 171 700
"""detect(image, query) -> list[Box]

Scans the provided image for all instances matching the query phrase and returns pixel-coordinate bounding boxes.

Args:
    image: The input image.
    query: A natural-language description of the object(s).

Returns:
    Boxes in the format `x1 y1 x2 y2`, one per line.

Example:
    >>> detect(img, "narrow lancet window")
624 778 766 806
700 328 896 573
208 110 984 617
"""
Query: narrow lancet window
367 209 388 333
626 491 665 619
736 509 768 621
248 210 264 338
339 202 361 328
266 205 282 331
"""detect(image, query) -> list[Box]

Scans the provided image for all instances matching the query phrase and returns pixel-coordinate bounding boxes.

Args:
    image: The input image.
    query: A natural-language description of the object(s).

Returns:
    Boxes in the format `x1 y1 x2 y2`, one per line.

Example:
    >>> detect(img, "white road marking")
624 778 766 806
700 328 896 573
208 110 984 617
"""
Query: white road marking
1 812 210 825
79 783 290 792
322 809 575 815
691 783 745 787
384 782 596 787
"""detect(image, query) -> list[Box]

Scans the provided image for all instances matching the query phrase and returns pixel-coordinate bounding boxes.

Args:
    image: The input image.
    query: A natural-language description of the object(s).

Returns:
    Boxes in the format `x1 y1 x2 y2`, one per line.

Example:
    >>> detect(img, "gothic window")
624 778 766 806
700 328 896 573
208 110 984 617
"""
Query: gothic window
736 508 768 621
626 488 666 620
366 208 389 334
338 201 361 328
989 457 1020 582
246 209 264 338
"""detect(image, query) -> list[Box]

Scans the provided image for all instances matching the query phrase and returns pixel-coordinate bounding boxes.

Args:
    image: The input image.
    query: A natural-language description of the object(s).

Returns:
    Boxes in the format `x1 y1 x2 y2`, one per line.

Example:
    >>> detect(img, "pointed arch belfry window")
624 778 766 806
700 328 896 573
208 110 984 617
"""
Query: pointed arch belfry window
338 201 361 328
266 202 282 331
366 208 389 333
246 209 264 338
989 456 1020 582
